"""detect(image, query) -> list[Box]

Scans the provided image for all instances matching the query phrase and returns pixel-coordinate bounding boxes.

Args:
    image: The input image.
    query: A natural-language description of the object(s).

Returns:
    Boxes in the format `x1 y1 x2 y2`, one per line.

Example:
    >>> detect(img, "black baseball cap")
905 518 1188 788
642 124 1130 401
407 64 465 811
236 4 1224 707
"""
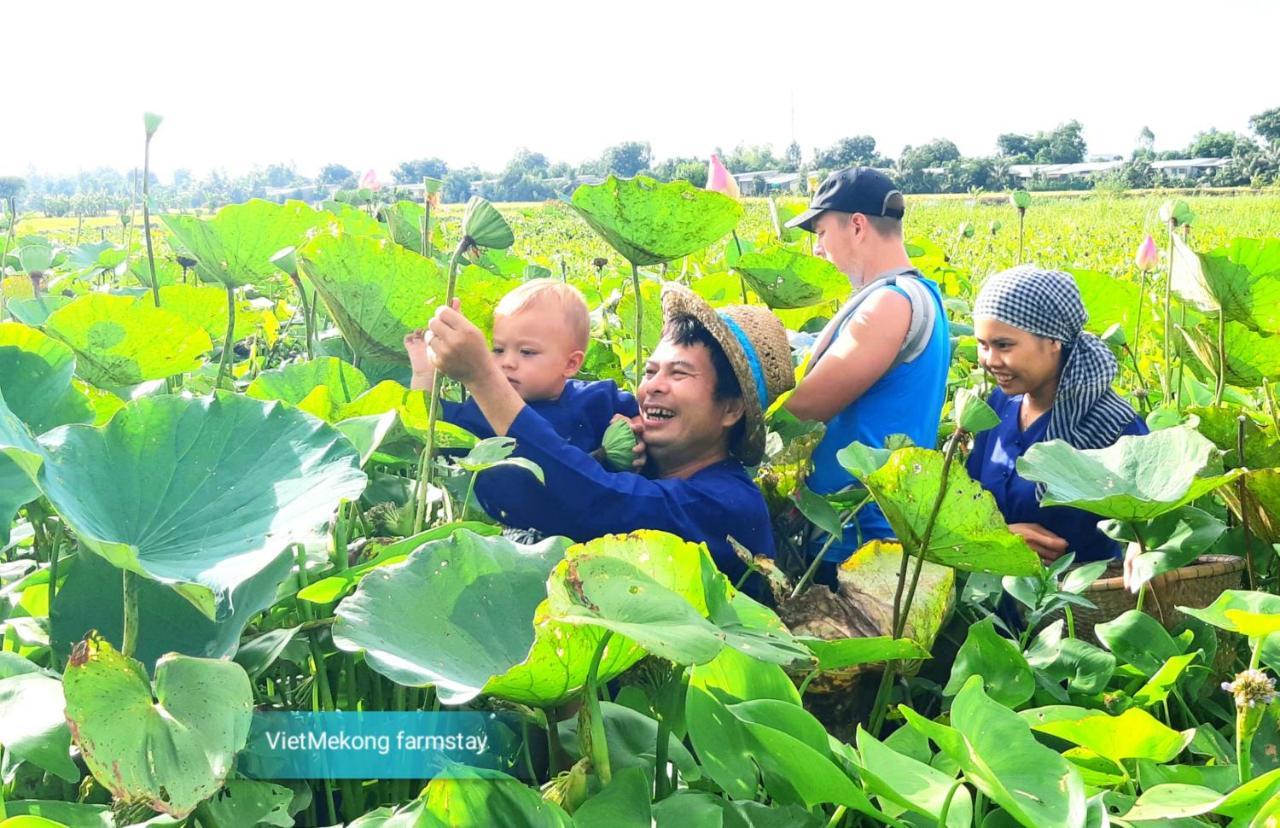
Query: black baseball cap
785 167 905 232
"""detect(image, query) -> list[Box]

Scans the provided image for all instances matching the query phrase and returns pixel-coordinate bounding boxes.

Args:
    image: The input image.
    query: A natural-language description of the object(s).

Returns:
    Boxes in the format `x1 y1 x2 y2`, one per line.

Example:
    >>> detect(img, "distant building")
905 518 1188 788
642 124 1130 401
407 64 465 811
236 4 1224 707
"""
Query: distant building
731 170 805 196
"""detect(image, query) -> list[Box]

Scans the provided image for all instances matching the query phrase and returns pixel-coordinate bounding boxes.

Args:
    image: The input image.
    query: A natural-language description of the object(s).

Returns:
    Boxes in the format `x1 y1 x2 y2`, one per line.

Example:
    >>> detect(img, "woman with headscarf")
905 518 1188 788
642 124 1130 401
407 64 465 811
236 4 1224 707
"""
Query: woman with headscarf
967 266 1148 564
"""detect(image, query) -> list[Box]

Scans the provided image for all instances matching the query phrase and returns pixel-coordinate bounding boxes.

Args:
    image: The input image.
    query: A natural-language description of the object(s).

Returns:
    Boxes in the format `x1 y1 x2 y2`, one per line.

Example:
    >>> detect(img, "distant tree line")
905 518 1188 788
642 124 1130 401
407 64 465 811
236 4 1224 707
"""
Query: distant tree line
6 106 1278 215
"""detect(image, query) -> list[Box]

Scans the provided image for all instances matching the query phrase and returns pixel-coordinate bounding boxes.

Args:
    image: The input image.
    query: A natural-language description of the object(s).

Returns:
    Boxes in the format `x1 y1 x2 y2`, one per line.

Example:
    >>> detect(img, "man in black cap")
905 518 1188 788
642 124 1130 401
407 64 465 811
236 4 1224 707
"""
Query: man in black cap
782 167 951 583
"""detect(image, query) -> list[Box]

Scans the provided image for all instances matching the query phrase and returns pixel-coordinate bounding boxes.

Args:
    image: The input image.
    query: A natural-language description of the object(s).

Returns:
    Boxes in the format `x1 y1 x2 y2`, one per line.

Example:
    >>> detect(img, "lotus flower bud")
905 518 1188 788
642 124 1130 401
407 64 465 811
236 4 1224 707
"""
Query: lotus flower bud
360 169 382 192
1135 235 1159 271
706 154 741 199
959 221 975 238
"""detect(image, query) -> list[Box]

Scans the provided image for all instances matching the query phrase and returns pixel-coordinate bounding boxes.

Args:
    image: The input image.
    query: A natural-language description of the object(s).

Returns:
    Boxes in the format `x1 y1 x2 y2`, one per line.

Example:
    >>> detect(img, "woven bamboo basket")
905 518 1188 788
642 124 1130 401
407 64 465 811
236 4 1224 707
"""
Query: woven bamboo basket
1052 554 1246 646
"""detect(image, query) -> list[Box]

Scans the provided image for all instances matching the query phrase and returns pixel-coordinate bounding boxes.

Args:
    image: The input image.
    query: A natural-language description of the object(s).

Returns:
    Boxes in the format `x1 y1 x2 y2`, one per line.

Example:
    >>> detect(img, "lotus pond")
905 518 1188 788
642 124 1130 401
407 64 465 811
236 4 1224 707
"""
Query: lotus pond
3 160 1280 828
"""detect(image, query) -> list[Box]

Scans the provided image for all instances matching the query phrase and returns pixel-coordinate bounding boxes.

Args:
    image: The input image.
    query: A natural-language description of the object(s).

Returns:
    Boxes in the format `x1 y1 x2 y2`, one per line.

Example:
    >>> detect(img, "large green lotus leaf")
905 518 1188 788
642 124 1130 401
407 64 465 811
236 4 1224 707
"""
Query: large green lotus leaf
570 176 743 266
1068 269 1144 338
155 284 256 342
485 531 722 707
6 295 73 327
34 393 366 620
336 380 478 448
901 676 1088 828
320 200 387 237
332 530 572 704
733 245 847 309
381 200 430 254
1186 405 1280 469
1170 234 1280 333
246 357 370 420
547 555 725 665
299 230 484 363
0 322 92 433
833 540 955 653
855 727 973 828
1181 320 1280 387
0 389 44 546
0 660 78 782
44 294 213 386
196 779 295 828
62 635 253 818
52 546 295 672
161 199 329 288
863 448 1041 575
1017 426 1243 521
1023 706 1194 764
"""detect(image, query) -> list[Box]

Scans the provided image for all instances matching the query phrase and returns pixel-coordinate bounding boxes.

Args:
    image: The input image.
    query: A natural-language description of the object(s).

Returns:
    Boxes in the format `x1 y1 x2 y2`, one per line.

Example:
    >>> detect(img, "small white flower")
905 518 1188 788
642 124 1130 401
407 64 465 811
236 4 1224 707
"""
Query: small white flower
1222 669 1278 709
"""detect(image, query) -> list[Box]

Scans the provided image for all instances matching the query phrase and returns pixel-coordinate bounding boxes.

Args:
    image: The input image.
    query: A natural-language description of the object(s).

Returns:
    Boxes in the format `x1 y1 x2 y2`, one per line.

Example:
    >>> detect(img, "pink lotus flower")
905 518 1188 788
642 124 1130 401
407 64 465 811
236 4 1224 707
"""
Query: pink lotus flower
360 169 382 192
706 154 741 199
1135 235 1159 271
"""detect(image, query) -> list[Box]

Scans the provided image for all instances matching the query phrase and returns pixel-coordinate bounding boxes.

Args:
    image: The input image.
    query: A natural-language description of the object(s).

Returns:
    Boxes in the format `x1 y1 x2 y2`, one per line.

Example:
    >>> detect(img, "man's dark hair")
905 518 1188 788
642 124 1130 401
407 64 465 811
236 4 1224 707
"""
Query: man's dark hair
662 315 741 400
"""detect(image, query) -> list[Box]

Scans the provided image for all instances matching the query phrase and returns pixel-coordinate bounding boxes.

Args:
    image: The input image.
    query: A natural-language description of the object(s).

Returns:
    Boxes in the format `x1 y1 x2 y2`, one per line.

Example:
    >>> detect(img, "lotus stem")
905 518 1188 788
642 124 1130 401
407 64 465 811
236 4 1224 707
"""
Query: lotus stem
1016 208 1025 265
215 286 237 389
1162 221 1175 397
791 507 857 600
654 713 671 800
1238 711 1254 785
289 274 314 359
1215 308 1227 406
412 236 471 534
420 185 432 256
631 260 643 389
545 707 567 774
731 230 748 303
1134 267 1148 359
581 631 614 784
2 196 15 263
1238 416 1256 591
121 570 140 659
142 134 160 307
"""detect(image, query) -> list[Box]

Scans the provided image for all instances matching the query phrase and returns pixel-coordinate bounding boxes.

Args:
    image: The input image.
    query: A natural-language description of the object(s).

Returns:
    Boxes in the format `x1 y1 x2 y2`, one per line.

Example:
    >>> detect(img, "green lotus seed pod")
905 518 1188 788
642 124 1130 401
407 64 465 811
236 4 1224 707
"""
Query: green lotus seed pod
989 220 1002 234
1159 199 1194 227
960 221 975 238
602 417 638 471
1010 190 1032 210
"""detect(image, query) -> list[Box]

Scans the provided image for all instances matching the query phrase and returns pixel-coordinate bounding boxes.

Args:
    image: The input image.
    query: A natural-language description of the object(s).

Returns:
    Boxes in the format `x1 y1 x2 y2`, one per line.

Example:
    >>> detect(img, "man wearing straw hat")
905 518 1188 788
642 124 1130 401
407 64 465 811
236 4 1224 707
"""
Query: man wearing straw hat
423 282 795 584
784 167 952 585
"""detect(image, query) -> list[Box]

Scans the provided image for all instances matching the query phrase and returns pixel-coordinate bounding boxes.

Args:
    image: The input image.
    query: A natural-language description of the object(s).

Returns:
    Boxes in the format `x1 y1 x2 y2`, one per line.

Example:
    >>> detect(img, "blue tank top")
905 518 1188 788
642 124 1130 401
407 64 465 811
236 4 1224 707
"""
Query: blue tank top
806 277 952 561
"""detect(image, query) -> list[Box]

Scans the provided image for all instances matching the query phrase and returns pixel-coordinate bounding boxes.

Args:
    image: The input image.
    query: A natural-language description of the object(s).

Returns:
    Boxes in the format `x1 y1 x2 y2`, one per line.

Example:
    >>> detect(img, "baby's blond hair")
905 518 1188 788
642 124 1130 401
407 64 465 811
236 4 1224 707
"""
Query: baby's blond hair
494 279 590 352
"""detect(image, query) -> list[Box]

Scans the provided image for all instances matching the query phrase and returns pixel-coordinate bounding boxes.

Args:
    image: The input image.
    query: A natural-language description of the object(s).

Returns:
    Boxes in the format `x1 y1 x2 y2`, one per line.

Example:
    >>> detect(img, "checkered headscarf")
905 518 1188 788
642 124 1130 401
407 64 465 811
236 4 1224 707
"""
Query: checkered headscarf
974 266 1137 452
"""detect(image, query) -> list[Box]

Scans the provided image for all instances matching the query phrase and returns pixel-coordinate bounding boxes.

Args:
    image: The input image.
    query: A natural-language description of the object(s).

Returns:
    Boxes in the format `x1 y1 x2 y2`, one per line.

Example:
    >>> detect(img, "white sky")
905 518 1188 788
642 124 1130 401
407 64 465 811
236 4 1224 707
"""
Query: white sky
9 0 1279 180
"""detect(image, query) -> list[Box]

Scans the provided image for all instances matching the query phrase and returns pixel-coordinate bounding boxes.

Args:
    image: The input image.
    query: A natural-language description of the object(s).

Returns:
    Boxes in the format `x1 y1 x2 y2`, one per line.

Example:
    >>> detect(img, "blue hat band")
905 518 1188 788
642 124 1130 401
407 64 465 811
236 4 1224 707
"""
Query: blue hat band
718 313 768 410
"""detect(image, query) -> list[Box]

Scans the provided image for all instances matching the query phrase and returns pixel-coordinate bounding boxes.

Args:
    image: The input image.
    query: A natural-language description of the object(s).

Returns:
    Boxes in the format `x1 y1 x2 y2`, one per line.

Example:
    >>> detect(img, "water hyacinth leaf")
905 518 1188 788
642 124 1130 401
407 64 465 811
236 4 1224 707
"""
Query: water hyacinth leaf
1170 234 1280 332
1094 610 1184 677
1133 652 1200 707
863 447 1040 575
0 802 114 827
798 635 929 671
1024 622 1116 696
901 676 1088 827
0 322 93 433
1101 506 1225 590
1119 784 1225 822
855 728 972 828
1177 589 1280 636
943 616 1034 707
1018 426 1243 521
690 646 802 705
794 483 845 538
570 176 743 266
1023 706 1194 764
245 357 370 419
419 766 573 828
299 231 505 362
34 393 366 620
197 780 295 828
52 547 295 672
160 199 328 288
44 294 213 386
558 703 701 786
62 635 253 818
333 530 571 703
571 766 652 828
733 245 846 309
0 670 78 781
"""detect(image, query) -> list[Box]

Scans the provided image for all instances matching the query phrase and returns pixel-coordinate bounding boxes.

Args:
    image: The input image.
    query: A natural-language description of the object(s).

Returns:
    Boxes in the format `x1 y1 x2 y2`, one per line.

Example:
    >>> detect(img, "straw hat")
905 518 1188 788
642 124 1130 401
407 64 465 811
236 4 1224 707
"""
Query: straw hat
660 283 795 465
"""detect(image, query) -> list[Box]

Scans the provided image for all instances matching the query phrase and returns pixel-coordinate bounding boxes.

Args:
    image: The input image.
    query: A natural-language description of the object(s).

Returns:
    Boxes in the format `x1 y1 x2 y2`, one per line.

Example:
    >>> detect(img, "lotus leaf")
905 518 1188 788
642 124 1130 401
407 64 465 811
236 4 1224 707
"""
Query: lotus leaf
1186 405 1280 468
419 766 572 828
380 201 430 253
336 380 478 448
615 276 663 353
62 635 253 818
160 199 329 288
52 546 295 671
798 635 929 671
1170 234 1280 333
0 801 114 827
1181 320 1280 387
570 176 743 266
733 245 847 309
33 393 365 620
320 201 387 237
246 357 370 420
5 296 73 327
154 284 256 342
1023 706 1194 764
901 676 1087 827
1017 426 1243 521
862 447 1041 574
299 231 506 363
197 780 295 828
0 322 93 433
1068 269 1144 339
558 703 701 785
44 294 213 386
953 386 1000 434
0 662 78 781
0 390 44 545
855 728 972 828
332 530 572 704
